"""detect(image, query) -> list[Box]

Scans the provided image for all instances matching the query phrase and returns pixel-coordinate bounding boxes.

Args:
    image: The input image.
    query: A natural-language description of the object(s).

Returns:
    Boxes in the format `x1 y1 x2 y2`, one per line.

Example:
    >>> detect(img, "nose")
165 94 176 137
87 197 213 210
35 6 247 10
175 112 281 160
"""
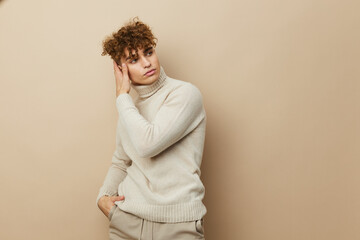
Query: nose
141 56 151 68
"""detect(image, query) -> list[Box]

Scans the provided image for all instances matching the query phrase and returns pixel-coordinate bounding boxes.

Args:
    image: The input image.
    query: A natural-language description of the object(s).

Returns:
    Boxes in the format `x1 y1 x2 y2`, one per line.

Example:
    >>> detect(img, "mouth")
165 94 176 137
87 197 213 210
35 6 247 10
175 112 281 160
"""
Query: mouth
144 69 156 76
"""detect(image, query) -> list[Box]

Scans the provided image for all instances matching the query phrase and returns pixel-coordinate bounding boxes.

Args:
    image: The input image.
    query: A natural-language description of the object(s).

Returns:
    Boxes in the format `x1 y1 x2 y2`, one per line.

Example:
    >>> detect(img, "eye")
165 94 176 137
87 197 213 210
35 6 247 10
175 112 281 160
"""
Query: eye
130 58 137 63
147 51 153 56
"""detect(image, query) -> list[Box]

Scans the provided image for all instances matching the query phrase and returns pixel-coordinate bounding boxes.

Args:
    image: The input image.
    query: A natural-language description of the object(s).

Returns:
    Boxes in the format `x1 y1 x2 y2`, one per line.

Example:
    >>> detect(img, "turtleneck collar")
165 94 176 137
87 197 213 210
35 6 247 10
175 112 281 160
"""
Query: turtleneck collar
131 66 167 98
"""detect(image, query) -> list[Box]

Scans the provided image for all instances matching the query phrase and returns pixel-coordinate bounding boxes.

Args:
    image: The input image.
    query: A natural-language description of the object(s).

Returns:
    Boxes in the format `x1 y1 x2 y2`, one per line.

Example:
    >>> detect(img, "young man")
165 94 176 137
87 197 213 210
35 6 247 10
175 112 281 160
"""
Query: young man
96 17 207 240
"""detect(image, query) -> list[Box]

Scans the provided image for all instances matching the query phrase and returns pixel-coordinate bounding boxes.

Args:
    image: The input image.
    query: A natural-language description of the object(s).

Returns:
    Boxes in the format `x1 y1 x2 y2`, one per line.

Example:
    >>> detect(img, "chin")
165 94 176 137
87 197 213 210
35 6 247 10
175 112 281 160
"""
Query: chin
146 73 160 84
133 72 159 85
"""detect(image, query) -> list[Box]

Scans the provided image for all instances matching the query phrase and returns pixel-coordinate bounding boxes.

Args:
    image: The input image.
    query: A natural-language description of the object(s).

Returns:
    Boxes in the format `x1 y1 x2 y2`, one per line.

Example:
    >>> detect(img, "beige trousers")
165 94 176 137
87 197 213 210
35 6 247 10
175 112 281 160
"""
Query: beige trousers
108 205 205 240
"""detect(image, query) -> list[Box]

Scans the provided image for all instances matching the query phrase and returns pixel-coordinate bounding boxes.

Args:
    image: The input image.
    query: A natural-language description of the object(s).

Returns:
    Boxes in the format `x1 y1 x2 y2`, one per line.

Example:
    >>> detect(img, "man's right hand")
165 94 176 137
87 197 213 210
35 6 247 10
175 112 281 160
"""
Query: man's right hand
98 195 125 218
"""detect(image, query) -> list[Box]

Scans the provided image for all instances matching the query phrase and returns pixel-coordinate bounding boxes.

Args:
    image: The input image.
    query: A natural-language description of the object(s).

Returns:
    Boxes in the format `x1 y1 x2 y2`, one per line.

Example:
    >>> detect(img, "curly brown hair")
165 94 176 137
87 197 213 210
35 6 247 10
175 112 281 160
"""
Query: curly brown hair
101 17 158 65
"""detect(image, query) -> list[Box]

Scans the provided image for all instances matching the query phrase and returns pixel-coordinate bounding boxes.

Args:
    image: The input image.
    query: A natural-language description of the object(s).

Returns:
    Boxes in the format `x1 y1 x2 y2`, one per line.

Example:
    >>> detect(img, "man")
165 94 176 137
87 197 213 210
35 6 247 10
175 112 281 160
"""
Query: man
96 17 207 240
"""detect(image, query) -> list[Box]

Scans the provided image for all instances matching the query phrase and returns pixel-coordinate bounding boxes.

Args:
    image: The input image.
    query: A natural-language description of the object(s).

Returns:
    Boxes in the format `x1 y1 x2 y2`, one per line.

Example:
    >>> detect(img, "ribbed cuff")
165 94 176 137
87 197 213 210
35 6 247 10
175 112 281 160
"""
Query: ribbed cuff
116 93 134 110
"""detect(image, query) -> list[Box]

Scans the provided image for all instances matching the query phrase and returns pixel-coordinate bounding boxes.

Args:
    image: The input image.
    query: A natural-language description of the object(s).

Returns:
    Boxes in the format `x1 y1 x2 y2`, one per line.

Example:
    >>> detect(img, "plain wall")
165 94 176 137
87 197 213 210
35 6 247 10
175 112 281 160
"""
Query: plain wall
0 0 359 239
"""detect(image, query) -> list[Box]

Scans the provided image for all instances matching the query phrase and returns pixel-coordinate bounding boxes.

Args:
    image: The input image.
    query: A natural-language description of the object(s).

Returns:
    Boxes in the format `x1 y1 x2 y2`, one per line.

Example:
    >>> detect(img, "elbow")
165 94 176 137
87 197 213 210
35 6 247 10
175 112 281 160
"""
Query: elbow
134 143 159 158
137 151 153 158
135 148 157 158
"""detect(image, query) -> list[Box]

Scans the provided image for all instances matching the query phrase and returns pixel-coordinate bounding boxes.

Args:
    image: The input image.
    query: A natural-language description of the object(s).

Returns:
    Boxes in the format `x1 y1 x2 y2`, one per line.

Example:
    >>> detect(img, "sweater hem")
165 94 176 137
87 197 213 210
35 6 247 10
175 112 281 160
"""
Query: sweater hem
114 200 207 223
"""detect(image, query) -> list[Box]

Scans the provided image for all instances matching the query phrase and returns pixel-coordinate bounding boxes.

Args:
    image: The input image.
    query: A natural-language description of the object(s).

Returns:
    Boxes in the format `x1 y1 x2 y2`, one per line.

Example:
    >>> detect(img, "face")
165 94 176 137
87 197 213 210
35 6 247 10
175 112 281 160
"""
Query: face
120 46 160 85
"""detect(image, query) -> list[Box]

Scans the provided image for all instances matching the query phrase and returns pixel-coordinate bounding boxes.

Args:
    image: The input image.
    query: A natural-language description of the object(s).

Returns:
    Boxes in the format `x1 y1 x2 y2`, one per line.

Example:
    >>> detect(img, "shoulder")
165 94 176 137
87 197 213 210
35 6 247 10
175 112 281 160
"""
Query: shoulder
165 77 204 102
161 78 205 117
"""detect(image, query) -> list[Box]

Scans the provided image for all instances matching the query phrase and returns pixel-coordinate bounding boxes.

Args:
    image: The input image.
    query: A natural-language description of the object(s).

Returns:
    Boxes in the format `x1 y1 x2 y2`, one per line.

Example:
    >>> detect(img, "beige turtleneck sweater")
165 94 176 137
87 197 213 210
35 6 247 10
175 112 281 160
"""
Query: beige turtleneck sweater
96 66 207 223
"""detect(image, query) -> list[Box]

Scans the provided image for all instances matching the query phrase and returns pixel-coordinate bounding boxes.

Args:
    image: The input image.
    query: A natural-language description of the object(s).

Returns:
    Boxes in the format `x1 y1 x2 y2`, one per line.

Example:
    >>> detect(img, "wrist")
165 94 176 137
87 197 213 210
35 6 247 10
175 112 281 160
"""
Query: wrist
117 90 129 97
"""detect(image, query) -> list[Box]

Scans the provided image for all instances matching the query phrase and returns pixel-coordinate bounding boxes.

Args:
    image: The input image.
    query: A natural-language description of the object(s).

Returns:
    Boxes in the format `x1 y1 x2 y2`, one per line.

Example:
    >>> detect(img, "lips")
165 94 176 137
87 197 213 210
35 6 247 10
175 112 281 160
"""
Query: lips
144 69 156 76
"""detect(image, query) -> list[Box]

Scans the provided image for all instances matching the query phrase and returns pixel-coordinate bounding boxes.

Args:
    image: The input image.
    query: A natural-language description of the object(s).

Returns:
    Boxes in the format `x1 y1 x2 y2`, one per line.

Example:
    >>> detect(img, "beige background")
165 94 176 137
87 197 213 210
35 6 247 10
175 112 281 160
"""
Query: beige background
1 0 359 239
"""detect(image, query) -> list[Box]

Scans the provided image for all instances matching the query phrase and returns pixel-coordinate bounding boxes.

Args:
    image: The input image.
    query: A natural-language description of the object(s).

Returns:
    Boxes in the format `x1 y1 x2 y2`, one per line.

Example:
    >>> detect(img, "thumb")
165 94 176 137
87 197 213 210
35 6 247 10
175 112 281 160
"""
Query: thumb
111 195 125 202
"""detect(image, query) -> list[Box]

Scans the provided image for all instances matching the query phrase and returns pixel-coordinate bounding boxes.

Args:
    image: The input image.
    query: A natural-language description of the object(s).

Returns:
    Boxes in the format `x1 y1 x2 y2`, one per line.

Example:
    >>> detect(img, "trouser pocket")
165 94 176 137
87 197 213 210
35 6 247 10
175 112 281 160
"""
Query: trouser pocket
108 205 117 221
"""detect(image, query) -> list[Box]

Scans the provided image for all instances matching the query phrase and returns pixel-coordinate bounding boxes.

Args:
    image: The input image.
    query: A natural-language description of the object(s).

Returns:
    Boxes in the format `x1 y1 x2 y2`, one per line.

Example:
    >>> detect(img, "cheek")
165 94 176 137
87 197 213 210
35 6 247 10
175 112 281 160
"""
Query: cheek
127 67 135 76
127 68 141 81
156 57 160 66
151 54 159 62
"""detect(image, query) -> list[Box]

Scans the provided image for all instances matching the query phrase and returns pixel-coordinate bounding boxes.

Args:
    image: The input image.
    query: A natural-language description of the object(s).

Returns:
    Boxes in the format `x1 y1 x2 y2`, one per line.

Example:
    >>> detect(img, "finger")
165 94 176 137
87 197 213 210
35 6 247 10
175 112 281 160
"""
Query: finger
121 64 129 80
111 195 125 202
113 60 119 71
114 60 124 74
113 61 123 88
121 64 131 89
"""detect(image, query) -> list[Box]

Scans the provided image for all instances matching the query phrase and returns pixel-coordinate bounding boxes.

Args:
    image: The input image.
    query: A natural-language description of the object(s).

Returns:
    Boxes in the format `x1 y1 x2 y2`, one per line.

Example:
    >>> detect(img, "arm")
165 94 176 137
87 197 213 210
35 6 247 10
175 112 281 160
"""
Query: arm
96 129 131 206
116 83 205 158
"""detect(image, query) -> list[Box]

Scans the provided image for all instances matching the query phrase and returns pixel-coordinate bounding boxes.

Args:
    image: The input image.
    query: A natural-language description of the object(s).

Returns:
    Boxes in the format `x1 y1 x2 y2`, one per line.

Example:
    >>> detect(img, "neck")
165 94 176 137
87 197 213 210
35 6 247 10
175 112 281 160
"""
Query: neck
131 66 167 98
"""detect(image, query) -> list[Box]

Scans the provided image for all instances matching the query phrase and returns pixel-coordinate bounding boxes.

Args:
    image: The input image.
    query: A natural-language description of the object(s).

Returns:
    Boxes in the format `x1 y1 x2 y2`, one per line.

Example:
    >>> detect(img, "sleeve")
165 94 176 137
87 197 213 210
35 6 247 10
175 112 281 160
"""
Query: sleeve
96 123 132 206
115 83 205 158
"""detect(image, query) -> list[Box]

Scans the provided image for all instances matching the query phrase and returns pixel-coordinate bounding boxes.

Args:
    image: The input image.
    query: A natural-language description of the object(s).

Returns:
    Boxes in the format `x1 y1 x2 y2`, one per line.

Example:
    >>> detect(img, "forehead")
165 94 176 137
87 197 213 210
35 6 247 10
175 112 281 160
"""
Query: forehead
123 46 153 60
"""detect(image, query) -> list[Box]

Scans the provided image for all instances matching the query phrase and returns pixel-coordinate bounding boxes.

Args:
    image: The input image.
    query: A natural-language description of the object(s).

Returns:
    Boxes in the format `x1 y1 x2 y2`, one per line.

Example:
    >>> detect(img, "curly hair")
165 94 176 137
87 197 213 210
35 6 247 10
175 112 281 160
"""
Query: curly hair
101 17 158 65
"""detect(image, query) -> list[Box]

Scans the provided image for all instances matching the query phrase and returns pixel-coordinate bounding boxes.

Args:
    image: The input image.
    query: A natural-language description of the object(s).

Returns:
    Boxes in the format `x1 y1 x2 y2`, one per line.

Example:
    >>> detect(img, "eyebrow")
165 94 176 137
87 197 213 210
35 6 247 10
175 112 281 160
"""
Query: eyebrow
143 46 153 53
125 47 153 61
